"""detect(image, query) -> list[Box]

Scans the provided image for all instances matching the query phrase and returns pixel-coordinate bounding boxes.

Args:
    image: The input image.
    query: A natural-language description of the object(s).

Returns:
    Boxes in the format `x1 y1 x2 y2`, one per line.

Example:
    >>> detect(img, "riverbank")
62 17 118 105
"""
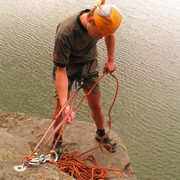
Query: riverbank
0 112 136 179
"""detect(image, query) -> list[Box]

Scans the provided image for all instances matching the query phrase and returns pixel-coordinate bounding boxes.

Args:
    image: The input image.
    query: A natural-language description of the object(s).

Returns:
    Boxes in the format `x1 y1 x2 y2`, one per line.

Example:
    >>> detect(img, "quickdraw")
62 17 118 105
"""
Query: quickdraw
14 150 58 172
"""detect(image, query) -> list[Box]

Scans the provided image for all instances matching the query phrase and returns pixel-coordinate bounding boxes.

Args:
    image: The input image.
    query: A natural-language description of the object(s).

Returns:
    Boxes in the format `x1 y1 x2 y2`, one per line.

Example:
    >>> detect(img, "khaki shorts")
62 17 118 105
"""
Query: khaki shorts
54 60 100 99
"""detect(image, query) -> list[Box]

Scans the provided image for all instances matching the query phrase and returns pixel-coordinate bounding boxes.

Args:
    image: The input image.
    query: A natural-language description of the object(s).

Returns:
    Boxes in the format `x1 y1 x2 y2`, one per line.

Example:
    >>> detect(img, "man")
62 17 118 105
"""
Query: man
52 3 122 155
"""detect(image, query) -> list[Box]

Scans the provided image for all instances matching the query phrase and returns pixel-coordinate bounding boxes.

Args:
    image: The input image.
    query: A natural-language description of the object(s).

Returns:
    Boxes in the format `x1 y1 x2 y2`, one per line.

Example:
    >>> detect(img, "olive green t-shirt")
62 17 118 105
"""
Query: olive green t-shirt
53 9 98 68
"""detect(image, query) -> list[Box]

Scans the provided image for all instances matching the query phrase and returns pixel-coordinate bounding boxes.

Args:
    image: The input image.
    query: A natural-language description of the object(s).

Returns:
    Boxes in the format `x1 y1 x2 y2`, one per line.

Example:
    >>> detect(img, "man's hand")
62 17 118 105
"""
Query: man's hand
103 61 116 74
62 105 75 123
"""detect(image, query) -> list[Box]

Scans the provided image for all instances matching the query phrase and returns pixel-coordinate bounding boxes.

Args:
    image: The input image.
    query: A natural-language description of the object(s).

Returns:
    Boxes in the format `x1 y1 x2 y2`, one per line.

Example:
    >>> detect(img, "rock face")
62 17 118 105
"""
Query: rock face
0 112 136 180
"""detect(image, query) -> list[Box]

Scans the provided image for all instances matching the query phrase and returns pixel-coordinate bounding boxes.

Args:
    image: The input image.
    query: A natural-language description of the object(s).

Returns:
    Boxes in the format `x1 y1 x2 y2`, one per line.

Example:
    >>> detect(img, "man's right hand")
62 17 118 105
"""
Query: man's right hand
62 105 75 123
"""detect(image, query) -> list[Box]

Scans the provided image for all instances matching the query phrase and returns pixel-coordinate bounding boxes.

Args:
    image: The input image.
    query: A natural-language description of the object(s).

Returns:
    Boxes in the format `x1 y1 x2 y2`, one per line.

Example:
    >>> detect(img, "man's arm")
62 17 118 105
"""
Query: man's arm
55 66 75 122
103 34 116 73
55 66 68 108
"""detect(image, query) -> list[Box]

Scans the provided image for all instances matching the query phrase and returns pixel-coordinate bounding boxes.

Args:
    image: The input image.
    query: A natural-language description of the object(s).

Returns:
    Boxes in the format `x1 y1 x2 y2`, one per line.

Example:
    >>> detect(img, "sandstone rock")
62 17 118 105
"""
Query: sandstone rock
0 112 136 180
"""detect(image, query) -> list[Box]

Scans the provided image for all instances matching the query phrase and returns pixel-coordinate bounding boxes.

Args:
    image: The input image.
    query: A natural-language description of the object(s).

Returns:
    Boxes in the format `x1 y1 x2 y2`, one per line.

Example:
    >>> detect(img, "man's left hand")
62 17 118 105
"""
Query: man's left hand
103 61 116 74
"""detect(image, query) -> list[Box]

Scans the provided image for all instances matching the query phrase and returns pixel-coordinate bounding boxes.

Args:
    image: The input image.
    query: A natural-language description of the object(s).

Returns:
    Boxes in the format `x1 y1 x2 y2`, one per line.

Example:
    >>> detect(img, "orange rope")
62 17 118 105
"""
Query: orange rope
57 151 135 180
22 74 105 163
56 72 135 179
22 72 135 179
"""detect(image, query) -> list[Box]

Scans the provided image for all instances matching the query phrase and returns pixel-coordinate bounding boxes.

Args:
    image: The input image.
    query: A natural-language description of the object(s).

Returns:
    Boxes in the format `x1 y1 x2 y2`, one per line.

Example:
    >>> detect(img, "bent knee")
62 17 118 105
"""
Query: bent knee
89 104 102 112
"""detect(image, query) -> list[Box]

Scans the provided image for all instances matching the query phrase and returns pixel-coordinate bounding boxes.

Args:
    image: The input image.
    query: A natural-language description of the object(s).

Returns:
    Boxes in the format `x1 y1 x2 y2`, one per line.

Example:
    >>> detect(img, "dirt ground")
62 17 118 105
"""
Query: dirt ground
0 112 136 180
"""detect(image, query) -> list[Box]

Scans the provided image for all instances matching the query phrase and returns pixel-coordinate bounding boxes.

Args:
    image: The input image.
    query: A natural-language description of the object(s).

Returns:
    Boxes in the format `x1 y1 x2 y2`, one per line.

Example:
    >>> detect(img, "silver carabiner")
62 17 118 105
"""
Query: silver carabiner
14 164 27 172
44 150 58 163
28 157 41 166
13 150 58 172
39 154 46 163
28 150 58 165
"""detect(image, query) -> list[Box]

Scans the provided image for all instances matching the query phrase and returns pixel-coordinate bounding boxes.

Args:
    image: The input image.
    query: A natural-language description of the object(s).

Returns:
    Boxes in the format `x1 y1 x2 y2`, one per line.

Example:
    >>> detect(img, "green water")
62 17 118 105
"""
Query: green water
0 0 180 179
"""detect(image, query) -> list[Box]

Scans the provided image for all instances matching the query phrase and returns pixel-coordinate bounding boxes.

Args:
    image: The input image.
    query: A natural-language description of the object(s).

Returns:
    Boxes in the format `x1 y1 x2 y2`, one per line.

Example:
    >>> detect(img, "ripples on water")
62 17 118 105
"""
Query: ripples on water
0 0 180 179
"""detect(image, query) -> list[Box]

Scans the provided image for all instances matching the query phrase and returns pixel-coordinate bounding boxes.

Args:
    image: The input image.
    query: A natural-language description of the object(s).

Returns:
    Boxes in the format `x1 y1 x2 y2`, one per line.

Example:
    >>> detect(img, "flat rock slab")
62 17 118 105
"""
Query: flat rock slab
0 112 136 180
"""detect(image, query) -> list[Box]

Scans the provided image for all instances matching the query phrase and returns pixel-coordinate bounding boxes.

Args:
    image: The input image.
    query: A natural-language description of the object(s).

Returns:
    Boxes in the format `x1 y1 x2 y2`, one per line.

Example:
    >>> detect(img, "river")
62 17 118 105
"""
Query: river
0 0 179 179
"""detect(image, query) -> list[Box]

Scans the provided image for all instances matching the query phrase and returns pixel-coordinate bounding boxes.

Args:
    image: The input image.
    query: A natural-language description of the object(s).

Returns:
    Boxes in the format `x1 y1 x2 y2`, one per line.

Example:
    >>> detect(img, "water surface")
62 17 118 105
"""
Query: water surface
0 0 180 179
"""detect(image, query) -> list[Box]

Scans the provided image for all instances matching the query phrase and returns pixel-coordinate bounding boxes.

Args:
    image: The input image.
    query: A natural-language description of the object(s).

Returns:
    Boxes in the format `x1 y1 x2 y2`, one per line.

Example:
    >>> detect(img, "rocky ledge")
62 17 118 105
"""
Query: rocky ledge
0 112 136 180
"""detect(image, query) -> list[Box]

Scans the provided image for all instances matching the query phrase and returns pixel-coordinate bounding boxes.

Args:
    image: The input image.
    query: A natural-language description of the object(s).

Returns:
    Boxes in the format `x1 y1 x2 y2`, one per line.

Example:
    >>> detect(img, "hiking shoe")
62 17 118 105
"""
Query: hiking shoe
95 131 117 153
51 134 63 157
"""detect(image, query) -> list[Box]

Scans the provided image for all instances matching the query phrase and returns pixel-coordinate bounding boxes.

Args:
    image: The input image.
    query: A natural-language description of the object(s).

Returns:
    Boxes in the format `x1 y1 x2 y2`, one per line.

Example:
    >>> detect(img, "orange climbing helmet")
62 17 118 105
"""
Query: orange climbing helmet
93 4 122 36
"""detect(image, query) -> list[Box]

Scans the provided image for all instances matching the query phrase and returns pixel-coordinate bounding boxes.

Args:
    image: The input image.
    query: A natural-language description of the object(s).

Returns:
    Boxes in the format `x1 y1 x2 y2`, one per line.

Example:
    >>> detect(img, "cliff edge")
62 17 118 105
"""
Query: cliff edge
0 112 136 180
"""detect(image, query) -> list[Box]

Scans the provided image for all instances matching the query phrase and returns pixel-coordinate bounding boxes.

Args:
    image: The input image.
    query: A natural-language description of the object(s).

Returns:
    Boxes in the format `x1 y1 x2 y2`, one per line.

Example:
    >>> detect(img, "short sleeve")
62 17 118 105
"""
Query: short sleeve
53 33 71 67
